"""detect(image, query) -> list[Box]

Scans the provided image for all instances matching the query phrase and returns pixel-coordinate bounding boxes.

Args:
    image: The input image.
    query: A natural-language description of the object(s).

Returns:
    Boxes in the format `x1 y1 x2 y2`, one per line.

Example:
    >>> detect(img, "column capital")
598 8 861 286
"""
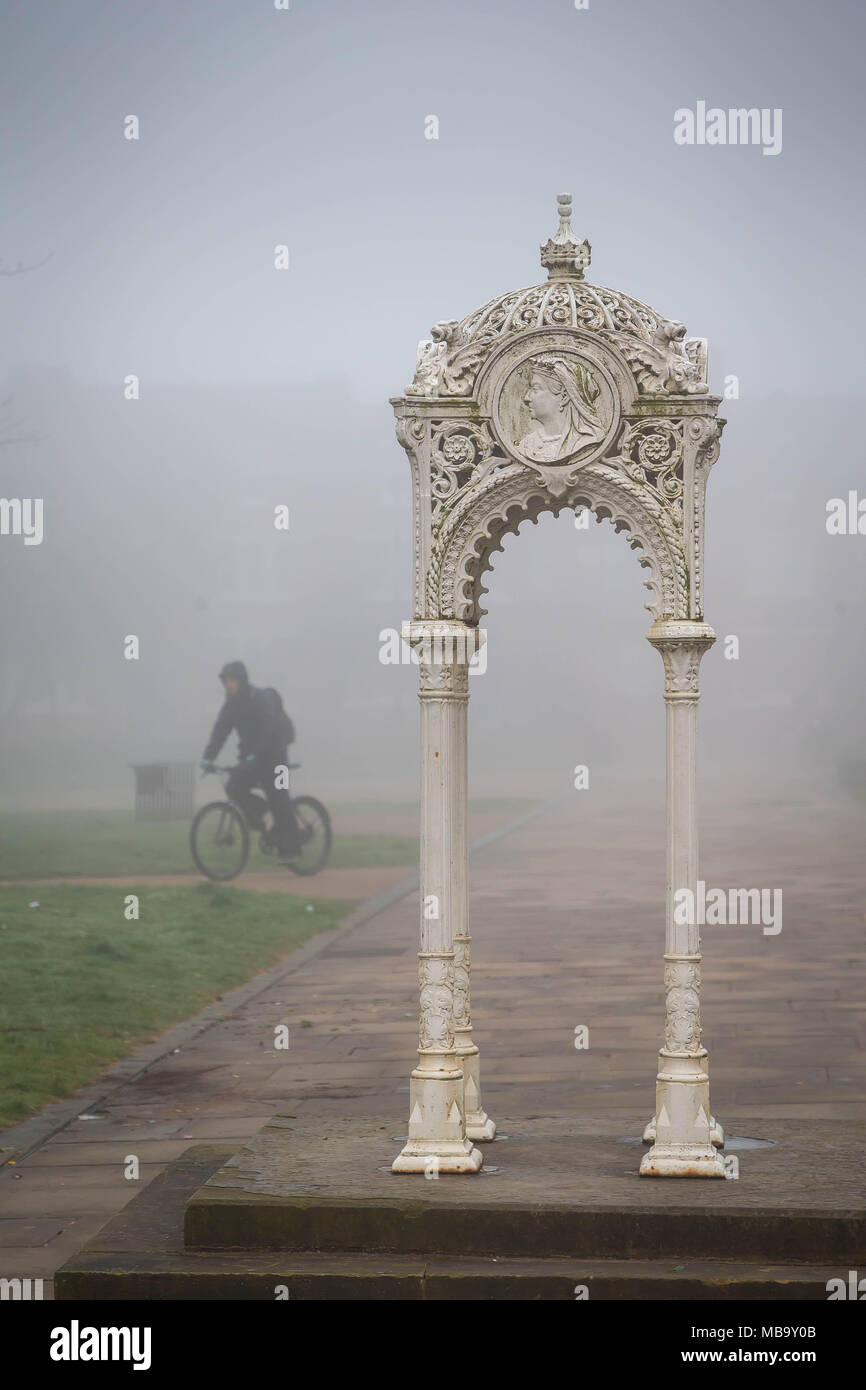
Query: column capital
402 618 485 661
646 618 716 646
646 619 715 697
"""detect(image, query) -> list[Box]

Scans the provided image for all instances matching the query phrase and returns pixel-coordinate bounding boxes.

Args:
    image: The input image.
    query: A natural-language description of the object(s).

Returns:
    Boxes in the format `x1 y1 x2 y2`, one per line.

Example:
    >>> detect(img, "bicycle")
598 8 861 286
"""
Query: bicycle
189 764 332 882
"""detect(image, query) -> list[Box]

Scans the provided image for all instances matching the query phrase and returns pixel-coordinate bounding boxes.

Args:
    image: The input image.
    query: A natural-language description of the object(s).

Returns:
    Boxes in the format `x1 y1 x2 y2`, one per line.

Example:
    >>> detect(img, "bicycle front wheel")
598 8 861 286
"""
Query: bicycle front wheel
287 796 332 876
190 801 249 881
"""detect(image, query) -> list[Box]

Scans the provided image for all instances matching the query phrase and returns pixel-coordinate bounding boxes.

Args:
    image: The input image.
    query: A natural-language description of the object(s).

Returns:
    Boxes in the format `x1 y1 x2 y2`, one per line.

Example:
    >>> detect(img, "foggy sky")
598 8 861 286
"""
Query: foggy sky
2 0 865 397
1 0 864 810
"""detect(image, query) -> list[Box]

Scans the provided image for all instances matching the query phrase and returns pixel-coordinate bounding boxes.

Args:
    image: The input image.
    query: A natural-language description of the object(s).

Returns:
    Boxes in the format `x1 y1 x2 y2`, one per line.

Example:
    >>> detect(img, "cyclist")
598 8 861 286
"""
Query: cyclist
200 661 300 859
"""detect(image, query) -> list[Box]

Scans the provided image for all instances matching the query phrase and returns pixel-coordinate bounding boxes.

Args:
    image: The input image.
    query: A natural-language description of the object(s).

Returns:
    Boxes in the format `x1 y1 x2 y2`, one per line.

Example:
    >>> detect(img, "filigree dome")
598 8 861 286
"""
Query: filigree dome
406 194 708 400
460 278 660 348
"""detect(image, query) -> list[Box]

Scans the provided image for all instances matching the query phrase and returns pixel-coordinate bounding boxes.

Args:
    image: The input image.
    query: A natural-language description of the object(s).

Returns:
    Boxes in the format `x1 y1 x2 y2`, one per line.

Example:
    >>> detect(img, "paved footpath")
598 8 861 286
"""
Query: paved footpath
1 791 863 1294
2 866 415 902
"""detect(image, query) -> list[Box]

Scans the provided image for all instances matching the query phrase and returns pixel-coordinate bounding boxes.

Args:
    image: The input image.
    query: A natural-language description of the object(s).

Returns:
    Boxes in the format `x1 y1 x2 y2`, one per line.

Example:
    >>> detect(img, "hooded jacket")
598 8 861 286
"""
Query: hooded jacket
203 662 288 762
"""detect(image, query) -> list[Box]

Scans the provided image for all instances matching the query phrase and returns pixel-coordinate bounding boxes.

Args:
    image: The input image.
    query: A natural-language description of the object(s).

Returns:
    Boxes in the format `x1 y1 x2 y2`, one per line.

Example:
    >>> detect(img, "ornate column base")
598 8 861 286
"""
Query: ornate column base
640 1052 725 1177
452 930 496 1142
392 1056 483 1173
640 1146 724 1178
642 1114 724 1147
458 1041 496 1142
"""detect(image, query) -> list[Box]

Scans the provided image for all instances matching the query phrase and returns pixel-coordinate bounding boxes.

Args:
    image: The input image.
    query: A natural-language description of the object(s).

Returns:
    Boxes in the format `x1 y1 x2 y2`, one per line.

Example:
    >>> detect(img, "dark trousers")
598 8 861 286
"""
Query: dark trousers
227 752 298 854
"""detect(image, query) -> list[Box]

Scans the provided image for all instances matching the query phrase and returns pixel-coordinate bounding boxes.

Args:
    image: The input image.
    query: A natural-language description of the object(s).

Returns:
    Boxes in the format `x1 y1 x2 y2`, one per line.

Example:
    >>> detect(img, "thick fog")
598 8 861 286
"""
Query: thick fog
1 0 864 810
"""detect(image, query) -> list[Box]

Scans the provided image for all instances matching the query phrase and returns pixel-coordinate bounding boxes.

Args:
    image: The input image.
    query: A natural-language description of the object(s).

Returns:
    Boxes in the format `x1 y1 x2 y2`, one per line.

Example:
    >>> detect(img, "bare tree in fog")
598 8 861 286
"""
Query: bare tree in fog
1 249 52 448
0 251 53 277
0 395 37 449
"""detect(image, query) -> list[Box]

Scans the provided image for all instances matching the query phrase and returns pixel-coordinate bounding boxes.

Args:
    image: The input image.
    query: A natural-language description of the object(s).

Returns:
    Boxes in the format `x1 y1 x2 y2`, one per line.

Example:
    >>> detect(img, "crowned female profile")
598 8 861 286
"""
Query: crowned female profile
518 355 606 463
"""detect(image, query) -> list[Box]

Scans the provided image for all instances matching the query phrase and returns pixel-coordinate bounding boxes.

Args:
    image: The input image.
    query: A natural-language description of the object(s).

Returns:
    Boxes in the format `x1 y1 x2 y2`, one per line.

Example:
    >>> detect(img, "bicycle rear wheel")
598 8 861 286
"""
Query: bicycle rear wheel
287 796 332 876
190 801 249 881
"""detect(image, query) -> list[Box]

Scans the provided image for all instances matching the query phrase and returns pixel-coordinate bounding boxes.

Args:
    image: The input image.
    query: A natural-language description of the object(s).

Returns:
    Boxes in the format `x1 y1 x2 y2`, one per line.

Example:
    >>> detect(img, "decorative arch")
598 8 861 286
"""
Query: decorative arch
426 459 689 625
390 194 728 1181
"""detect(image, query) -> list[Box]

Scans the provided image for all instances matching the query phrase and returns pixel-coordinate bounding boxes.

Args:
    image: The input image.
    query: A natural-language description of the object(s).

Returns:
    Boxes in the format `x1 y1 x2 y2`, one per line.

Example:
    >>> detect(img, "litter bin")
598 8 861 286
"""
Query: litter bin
131 762 196 821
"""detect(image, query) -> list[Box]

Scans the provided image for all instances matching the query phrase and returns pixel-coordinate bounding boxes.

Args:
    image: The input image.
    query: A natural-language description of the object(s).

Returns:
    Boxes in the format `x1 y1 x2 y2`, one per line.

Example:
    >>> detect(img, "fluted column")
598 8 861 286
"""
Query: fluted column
640 619 725 1178
446 624 496 1143
392 620 483 1173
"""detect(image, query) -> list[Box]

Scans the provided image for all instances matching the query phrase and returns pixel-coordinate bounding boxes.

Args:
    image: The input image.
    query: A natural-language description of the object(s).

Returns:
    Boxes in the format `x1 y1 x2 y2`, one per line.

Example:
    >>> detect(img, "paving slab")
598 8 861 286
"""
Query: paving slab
0 1218 66 1247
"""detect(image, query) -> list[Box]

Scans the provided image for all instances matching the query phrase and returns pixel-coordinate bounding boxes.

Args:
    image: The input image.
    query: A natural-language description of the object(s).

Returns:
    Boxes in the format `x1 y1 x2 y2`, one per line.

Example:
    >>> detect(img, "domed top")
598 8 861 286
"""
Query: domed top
405 194 708 399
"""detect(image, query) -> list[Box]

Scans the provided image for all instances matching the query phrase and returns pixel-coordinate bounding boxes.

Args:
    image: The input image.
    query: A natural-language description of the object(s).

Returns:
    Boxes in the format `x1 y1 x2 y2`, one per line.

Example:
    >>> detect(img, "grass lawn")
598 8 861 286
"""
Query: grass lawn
0 809 419 880
0 800 538 881
0 882 348 1129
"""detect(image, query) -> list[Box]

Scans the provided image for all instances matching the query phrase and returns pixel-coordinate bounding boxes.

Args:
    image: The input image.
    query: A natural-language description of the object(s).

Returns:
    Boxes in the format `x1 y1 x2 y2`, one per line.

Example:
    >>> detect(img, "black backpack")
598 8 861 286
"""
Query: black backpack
260 687 295 747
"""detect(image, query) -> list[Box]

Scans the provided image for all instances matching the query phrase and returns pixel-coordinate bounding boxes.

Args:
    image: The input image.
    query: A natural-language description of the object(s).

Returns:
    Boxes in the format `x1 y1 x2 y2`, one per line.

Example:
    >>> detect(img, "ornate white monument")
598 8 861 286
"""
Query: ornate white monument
391 195 726 1177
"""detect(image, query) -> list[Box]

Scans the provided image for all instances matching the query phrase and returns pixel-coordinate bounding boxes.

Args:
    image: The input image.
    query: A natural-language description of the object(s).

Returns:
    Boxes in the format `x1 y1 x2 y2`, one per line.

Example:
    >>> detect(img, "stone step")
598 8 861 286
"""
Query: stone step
184 1115 866 1264
59 1247 843 1302
54 1115 866 1301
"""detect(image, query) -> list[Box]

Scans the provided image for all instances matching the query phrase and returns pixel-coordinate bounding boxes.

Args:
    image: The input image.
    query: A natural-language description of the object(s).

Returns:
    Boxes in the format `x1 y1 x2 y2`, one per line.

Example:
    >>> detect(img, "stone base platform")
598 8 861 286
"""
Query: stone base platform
55 1115 865 1300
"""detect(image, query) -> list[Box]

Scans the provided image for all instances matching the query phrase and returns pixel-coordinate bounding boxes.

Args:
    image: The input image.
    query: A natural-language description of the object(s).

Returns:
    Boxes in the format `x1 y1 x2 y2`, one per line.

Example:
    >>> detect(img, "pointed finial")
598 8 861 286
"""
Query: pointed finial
540 192 591 282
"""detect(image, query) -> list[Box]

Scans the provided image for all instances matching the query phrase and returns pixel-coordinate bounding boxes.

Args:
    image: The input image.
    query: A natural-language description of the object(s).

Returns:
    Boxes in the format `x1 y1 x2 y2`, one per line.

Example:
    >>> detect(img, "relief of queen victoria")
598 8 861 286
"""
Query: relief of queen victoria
516 354 607 463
